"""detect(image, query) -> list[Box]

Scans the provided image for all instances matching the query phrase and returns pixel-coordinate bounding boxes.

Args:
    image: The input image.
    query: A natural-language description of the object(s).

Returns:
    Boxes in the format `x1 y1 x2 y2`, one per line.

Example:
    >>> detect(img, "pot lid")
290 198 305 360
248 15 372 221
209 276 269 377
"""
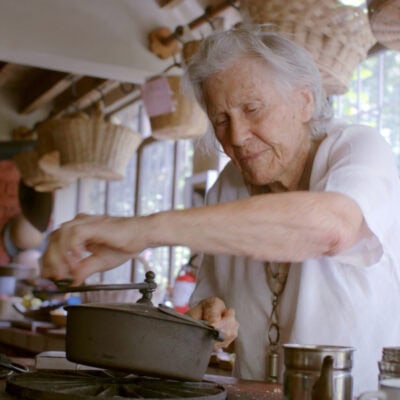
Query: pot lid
67 303 222 340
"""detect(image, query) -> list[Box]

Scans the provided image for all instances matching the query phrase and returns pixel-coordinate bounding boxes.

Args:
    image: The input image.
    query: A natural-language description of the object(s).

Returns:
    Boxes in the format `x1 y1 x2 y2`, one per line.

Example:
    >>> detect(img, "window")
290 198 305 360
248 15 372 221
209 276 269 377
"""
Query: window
63 102 194 303
333 49 400 167
134 138 194 304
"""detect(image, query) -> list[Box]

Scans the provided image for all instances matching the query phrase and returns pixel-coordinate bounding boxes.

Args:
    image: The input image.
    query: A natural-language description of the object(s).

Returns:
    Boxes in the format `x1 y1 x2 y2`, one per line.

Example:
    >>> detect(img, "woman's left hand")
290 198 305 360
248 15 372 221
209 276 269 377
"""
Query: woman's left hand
187 296 239 351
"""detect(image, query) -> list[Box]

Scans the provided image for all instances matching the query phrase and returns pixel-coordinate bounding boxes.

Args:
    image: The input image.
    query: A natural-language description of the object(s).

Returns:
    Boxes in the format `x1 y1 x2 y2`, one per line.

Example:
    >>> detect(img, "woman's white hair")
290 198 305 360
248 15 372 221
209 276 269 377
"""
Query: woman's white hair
182 24 333 150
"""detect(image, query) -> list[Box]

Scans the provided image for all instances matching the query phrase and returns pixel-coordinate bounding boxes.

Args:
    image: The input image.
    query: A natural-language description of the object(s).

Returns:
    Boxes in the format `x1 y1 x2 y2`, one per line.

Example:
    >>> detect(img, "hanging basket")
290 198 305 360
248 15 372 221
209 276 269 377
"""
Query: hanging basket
239 0 376 95
36 113 142 181
149 76 209 140
369 0 400 51
13 150 75 192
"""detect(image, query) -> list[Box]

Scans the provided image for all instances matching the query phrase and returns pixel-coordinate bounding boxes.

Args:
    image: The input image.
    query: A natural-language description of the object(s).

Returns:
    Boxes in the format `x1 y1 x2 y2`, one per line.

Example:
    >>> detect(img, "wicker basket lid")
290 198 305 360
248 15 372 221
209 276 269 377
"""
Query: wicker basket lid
240 0 376 95
149 76 209 140
369 0 400 51
36 113 142 181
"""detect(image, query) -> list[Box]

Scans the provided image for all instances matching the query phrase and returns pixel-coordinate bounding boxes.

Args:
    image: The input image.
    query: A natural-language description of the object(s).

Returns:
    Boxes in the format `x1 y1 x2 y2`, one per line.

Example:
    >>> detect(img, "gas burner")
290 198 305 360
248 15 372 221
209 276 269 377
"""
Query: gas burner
6 370 227 400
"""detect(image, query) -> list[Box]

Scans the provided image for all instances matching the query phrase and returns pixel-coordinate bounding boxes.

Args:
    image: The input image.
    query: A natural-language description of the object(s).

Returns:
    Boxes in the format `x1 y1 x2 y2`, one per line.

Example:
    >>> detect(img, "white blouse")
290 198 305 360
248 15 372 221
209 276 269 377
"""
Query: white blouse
190 120 400 395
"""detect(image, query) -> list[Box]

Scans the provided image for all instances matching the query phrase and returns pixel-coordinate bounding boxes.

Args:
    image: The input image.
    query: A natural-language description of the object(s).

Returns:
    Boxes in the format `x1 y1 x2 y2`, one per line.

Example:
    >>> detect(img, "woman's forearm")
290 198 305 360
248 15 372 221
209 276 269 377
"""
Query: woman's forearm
41 191 366 285
144 191 365 262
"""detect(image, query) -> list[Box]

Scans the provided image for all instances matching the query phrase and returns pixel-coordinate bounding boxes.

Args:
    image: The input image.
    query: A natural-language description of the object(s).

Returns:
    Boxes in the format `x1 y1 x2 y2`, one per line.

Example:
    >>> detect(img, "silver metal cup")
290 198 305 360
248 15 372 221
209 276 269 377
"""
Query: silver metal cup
283 344 355 400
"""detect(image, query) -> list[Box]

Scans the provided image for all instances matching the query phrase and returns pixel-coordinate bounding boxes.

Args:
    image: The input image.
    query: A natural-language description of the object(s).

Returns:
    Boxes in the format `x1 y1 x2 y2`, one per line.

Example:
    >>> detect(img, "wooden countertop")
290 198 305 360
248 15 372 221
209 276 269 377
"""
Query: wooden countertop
0 322 65 355
206 375 282 400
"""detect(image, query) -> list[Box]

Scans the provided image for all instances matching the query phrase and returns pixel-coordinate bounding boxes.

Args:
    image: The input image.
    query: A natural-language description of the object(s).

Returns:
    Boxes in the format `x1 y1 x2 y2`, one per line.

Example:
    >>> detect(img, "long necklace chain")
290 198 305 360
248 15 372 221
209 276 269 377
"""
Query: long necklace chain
265 261 290 383
256 138 320 382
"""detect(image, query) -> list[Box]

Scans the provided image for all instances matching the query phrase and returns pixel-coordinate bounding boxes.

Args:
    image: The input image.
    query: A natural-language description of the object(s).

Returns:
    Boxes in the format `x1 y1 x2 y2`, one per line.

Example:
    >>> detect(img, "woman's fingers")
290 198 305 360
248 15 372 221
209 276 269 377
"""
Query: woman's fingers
201 297 227 324
40 214 132 283
41 214 95 277
186 302 204 320
69 245 132 285
213 308 239 350
58 214 103 262
186 297 239 350
186 297 226 323
40 229 72 280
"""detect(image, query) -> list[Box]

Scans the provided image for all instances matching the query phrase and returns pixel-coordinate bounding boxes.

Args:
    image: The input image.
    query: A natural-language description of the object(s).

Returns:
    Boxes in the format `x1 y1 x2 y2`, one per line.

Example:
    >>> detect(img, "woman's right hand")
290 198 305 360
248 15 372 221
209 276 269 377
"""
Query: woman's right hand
186 296 239 351
40 213 149 285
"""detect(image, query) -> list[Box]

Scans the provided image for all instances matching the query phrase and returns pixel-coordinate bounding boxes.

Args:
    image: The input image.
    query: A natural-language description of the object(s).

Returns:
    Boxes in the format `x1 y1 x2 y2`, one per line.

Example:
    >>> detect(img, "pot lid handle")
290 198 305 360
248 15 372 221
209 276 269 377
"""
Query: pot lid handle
158 304 224 342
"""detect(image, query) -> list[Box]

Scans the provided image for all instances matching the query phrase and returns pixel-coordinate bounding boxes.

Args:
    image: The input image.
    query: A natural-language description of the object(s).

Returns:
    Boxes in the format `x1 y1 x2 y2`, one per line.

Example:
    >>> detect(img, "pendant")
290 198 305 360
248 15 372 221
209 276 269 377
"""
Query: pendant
267 350 279 383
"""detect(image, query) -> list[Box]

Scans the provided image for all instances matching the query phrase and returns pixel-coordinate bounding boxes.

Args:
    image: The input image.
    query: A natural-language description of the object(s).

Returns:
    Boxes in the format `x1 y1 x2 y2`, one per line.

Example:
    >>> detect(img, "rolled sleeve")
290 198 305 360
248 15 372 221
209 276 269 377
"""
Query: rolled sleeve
313 124 399 267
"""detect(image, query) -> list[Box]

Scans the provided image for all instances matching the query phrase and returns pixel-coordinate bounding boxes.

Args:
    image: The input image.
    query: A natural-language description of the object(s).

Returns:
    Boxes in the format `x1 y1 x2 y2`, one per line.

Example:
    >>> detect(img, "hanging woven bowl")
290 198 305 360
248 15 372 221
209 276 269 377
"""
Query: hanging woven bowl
369 0 400 51
149 76 209 140
240 0 376 95
36 112 142 181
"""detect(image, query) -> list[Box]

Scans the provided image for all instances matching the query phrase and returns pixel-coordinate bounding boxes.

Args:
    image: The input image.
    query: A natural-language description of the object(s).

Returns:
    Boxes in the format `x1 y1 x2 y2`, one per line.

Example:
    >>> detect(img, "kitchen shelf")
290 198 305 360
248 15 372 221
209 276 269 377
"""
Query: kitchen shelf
0 326 65 355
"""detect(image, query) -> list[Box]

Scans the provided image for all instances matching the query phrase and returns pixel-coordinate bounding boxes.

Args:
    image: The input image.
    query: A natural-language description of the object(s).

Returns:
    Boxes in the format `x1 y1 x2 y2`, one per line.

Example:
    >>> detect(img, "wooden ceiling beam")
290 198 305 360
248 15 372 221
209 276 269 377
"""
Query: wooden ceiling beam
50 77 118 118
81 82 137 113
0 63 22 87
19 71 78 114
106 93 142 118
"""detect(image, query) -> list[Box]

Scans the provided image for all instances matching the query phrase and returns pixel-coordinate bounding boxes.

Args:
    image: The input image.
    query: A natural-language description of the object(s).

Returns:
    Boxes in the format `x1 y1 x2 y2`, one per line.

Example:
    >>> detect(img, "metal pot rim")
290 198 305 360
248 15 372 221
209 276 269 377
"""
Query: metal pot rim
283 344 355 352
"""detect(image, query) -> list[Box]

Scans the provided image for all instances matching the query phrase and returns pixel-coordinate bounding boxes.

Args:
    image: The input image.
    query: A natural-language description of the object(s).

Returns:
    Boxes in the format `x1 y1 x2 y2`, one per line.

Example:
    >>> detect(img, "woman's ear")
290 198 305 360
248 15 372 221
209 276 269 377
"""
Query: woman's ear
296 86 314 123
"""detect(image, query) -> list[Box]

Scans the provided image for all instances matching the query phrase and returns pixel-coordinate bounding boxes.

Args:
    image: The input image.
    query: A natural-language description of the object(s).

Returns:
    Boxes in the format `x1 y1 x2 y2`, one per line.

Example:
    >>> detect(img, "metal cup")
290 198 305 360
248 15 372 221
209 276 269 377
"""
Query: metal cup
283 344 355 400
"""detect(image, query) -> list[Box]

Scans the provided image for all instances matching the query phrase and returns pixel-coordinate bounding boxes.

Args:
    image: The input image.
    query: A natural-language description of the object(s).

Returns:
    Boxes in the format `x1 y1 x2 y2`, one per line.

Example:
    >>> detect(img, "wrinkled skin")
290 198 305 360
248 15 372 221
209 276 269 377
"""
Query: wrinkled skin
202 56 314 191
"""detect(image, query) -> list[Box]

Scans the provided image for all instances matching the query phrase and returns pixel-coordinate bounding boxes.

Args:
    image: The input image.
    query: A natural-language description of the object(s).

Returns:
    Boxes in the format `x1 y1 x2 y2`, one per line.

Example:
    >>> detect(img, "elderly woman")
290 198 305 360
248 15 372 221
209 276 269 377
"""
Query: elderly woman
41 26 400 394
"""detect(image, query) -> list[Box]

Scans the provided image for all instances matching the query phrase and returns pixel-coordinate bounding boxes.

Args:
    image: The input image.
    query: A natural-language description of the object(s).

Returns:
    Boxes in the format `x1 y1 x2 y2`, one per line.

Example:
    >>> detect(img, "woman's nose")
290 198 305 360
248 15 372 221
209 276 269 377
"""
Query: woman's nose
229 117 251 146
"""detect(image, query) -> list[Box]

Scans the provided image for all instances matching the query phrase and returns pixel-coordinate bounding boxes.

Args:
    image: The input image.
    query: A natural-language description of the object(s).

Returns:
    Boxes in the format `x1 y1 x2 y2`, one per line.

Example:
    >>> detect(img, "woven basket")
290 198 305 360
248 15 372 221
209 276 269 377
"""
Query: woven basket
239 0 376 95
369 0 400 51
36 113 142 180
13 150 75 192
150 76 209 140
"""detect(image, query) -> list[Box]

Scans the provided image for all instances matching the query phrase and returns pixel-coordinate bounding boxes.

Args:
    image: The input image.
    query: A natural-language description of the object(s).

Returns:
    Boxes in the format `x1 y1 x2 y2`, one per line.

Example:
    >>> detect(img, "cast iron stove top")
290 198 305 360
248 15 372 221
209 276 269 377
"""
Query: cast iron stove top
4 370 227 400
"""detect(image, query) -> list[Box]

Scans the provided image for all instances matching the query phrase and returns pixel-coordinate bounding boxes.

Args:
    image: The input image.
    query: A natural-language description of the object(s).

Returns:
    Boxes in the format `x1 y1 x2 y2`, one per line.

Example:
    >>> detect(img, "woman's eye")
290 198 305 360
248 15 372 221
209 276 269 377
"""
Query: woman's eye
245 106 258 113
215 118 228 126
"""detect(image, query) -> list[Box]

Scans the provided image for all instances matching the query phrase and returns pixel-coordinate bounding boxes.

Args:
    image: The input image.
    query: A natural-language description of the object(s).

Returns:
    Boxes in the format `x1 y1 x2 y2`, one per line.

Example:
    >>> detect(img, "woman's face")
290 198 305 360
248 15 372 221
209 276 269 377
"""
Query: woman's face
202 57 314 189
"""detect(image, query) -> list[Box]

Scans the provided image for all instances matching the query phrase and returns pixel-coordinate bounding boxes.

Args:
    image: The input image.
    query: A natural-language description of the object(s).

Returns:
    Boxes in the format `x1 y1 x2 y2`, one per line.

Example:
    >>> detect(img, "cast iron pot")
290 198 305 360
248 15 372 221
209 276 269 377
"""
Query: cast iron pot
65 302 223 381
